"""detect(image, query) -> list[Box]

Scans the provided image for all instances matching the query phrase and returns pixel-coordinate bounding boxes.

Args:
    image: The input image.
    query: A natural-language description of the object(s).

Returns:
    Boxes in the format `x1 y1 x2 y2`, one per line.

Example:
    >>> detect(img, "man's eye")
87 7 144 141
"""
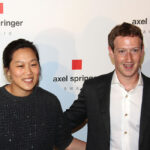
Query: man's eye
118 50 125 53
132 49 139 53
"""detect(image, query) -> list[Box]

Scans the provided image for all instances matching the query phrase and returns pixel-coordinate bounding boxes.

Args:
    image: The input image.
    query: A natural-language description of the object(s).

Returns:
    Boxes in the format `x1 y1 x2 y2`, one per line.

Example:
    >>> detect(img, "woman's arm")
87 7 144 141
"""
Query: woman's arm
65 138 86 150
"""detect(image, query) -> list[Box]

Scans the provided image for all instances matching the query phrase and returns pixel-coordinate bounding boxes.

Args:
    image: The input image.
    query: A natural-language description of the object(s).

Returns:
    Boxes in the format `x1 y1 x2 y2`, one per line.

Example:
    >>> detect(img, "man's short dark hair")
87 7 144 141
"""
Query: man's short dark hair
108 22 143 50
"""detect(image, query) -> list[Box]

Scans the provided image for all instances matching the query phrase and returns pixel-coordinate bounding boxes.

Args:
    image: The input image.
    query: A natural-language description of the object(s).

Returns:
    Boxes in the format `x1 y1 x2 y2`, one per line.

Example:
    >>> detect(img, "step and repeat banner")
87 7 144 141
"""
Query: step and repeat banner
0 0 150 141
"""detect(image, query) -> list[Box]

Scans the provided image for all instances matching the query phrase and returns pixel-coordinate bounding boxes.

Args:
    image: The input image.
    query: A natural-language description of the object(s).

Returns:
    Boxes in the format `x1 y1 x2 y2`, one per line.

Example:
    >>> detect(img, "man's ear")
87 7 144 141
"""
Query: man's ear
140 45 145 65
142 45 144 56
108 46 115 65
108 46 114 55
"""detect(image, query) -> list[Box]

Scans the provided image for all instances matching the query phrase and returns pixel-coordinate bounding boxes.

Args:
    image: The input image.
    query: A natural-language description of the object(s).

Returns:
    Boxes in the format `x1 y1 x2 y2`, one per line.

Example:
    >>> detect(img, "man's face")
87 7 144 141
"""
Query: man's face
109 36 144 81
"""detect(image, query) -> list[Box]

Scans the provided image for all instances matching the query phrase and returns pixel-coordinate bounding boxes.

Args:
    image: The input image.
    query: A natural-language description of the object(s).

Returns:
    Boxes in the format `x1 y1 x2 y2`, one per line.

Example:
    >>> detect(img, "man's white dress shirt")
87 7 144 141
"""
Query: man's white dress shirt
110 72 143 150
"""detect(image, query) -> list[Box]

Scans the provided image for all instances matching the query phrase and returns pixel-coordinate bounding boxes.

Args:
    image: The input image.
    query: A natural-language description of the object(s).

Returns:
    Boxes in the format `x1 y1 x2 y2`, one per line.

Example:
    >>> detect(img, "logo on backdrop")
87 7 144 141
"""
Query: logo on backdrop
72 59 82 70
0 3 3 14
132 18 150 34
0 3 24 36
132 18 147 25
52 59 94 91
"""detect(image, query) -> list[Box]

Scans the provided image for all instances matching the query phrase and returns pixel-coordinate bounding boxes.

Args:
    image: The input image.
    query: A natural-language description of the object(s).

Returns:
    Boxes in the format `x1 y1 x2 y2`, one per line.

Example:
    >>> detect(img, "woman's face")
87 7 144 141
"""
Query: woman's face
6 48 40 96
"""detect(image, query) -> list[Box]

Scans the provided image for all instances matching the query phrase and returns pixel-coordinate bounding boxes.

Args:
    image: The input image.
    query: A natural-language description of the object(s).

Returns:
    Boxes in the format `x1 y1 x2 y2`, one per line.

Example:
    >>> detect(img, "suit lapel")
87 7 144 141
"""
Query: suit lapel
139 74 150 145
97 72 113 141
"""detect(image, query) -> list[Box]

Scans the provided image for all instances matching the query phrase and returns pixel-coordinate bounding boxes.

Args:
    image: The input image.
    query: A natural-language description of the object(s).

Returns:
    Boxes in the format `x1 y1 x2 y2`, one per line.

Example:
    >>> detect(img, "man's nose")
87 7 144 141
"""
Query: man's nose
126 51 132 62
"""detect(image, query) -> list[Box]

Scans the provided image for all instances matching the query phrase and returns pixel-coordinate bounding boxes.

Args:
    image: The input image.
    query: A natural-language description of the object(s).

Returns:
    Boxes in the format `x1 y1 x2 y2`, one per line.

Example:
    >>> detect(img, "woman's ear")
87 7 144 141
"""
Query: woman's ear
4 68 11 82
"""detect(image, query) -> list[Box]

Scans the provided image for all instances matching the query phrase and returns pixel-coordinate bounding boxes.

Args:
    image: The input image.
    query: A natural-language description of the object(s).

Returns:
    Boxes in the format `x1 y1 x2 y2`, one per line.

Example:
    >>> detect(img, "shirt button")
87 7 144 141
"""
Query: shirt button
125 95 128 98
124 131 127 134
125 113 128 116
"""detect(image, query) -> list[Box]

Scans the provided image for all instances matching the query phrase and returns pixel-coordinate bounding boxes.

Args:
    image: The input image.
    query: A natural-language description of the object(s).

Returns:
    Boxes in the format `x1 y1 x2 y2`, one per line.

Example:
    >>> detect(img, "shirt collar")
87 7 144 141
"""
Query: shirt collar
112 71 143 87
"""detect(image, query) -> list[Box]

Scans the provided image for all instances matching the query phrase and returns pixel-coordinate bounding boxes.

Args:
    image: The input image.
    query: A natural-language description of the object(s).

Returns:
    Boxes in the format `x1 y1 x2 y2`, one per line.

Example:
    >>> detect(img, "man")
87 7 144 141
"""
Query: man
64 22 150 150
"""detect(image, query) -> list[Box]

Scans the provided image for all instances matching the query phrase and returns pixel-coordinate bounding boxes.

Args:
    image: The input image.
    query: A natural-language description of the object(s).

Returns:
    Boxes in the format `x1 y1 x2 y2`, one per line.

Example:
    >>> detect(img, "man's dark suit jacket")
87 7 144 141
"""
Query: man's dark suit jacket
64 72 150 150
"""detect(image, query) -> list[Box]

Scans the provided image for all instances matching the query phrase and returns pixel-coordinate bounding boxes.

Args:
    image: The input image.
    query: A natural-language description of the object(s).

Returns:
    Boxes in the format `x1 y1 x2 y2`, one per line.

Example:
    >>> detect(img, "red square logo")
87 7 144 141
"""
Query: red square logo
72 60 82 70
0 3 3 14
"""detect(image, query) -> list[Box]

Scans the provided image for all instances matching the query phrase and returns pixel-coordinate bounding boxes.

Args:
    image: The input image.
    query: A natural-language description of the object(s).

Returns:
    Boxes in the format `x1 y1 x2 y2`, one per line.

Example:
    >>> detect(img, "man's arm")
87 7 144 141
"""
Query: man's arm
64 81 88 130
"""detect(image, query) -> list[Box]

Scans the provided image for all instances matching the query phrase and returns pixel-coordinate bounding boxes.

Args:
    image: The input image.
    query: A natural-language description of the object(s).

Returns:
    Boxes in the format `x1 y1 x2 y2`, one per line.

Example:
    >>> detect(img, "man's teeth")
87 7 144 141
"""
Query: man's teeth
24 79 32 82
124 64 133 69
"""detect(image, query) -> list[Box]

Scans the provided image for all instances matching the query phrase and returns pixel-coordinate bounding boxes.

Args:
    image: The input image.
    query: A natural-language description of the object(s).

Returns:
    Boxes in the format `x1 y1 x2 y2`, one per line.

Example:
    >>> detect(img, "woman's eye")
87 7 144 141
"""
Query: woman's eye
31 64 37 66
17 65 23 68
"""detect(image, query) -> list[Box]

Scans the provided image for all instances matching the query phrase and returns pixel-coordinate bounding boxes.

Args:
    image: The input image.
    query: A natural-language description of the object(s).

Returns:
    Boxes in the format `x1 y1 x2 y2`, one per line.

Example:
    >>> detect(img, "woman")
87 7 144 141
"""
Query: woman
0 39 85 150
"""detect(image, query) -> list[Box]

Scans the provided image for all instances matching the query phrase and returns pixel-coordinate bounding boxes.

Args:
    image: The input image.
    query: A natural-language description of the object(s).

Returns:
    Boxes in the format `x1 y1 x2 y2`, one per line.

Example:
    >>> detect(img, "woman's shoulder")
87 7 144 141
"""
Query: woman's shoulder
35 86 61 107
35 86 56 97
